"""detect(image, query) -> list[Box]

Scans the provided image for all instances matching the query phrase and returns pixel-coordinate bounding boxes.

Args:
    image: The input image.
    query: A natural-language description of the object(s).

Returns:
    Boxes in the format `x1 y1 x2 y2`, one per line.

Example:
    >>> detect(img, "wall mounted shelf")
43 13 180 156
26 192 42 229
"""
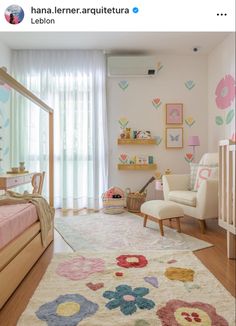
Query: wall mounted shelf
118 164 157 170
117 139 156 145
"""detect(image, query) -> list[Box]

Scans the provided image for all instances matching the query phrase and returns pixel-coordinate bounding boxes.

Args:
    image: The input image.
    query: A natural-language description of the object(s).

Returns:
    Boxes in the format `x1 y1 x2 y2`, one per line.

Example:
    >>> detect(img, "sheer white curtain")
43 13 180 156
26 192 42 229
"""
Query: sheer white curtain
11 50 108 209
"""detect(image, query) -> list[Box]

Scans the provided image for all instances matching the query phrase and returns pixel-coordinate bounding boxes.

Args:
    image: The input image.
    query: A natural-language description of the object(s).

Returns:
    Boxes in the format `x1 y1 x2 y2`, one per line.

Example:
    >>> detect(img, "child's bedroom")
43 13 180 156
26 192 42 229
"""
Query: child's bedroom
0 32 235 325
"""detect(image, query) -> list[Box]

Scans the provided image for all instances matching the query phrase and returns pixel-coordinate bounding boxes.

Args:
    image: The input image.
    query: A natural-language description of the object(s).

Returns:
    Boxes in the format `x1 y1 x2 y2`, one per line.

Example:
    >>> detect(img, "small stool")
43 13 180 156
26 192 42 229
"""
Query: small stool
141 200 184 236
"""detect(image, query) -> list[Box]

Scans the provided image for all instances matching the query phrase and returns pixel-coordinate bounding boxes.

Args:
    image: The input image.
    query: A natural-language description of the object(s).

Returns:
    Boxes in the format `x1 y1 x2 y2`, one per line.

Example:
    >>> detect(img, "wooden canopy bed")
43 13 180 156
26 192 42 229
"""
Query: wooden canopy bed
0 68 54 309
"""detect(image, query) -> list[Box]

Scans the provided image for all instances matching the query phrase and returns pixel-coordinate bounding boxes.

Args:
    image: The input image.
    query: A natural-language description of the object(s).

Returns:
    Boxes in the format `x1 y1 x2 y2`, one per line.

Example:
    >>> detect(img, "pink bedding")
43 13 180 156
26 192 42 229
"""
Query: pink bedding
0 203 38 250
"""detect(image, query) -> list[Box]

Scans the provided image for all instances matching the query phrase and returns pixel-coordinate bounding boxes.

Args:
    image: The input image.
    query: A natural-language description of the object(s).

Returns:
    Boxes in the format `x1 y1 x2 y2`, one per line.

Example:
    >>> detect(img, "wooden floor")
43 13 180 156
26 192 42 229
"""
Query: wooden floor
0 210 235 326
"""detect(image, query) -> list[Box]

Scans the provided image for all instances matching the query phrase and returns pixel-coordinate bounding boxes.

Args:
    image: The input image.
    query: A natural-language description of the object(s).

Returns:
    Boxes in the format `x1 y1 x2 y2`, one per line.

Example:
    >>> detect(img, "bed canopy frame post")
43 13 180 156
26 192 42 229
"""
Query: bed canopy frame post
0 67 54 207
49 112 54 206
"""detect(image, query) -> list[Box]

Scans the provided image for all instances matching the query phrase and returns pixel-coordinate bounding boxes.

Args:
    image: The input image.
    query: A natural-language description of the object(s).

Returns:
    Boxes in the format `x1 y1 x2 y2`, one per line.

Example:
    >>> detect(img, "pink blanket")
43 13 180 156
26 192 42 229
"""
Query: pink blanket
0 203 38 250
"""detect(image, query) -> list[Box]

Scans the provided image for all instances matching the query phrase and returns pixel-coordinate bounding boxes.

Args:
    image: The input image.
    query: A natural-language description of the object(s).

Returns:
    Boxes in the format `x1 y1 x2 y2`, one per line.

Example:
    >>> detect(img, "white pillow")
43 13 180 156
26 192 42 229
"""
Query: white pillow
194 166 218 191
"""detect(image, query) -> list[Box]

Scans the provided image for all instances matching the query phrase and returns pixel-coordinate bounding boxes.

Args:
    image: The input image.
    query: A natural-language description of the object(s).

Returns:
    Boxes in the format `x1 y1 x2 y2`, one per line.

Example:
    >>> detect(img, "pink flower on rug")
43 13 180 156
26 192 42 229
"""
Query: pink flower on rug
215 74 236 110
116 255 148 268
56 256 105 280
157 299 228 325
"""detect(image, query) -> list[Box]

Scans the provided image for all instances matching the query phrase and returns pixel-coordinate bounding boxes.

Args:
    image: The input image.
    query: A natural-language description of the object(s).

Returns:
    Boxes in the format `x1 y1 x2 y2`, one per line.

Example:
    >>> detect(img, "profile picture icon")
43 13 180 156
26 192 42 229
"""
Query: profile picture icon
5 5 24 24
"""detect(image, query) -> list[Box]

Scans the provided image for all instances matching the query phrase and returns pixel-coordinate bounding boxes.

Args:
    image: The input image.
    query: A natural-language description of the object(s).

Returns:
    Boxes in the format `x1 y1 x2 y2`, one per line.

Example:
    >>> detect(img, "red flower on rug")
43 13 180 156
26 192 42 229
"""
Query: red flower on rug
56 256 105 281
116 255 148 268
157 299 228 326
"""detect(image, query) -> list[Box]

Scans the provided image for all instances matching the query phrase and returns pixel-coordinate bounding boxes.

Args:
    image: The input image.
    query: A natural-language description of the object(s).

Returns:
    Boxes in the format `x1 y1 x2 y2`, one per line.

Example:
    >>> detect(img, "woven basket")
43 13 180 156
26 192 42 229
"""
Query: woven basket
126 191 146 213
102 198 125 214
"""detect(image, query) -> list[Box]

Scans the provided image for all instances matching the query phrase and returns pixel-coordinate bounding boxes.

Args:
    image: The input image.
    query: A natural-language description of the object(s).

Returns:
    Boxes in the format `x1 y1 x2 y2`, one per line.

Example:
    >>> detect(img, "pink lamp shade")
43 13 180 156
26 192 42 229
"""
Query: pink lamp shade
188 136 200 147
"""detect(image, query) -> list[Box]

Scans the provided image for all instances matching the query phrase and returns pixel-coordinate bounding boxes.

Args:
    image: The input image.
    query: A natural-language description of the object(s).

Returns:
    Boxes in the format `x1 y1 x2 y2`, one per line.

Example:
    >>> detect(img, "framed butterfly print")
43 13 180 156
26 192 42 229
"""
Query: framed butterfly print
166 103 183 124
166 127 183 148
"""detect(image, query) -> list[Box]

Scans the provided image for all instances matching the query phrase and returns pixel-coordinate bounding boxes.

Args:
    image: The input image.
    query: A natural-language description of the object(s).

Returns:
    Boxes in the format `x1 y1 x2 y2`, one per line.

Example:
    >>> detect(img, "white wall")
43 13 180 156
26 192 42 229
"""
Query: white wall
0 40 11 172
107 54 208 197
208 33 235 151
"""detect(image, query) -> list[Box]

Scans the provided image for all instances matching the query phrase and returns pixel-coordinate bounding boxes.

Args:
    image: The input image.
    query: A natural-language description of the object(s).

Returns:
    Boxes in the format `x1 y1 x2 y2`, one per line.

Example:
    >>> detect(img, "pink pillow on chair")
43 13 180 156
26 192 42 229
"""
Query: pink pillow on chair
194 166 218 191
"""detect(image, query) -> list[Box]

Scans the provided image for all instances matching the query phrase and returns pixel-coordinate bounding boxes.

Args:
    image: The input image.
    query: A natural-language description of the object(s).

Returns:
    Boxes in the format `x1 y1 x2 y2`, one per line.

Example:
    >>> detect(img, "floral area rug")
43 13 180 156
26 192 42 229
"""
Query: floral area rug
18 251 235 325
54 212 212 251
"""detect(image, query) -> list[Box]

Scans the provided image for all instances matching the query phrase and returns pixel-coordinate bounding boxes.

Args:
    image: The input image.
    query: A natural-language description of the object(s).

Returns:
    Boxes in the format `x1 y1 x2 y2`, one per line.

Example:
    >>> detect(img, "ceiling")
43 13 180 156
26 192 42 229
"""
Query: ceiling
0 32 231 55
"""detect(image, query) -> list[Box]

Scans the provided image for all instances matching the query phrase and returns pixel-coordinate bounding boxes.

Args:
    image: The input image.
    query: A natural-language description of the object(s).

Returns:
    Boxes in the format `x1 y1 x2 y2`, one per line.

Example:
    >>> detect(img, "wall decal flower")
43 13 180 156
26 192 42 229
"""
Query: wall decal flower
35 293 98 325
215 74 236 110
116 254 148 268
103 284 155 316
226 109 235 124
154 136 162 146
215 116 224 126
3 147 9 156
119 153 129 164
164 267 194 282
185 116 196 127
152 98 162 109
184 153 194 163
56 256 105 281
185 80 196 90
157 299 228 326
0 85 11 103
118 117 129 129
118 80 129 90
215 110 234 126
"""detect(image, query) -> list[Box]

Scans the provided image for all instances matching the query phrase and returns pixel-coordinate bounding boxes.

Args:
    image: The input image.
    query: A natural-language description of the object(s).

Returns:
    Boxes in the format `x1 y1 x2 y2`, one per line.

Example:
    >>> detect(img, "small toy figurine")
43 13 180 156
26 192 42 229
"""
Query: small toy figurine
125 128 131 139
165 169 172 175
120 129 126 139
155 171 162 180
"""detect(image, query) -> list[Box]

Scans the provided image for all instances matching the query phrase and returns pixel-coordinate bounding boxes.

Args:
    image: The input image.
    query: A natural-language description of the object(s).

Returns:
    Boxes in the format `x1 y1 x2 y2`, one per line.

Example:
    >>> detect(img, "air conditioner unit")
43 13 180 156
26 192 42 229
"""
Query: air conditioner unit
107 56 157 77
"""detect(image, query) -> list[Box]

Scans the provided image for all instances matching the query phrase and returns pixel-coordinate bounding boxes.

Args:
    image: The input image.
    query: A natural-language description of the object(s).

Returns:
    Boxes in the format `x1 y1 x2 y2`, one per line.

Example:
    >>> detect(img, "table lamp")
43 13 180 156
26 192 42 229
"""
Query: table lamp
188 136 200 161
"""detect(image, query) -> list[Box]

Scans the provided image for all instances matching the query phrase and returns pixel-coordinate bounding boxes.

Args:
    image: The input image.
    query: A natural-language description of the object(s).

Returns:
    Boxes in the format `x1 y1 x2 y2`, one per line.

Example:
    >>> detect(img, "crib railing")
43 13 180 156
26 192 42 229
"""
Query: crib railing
219 140 236 259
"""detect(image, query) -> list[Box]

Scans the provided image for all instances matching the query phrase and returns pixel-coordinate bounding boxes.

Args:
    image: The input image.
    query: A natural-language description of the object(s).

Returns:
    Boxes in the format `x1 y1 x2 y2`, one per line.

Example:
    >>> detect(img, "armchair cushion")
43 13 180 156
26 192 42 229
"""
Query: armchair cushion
168 190 197 207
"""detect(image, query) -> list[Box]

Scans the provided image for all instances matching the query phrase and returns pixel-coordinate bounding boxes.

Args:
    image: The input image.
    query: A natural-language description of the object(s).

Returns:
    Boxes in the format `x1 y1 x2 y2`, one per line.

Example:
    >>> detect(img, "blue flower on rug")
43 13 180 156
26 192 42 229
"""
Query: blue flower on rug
103 284 155 315
35 293 98 325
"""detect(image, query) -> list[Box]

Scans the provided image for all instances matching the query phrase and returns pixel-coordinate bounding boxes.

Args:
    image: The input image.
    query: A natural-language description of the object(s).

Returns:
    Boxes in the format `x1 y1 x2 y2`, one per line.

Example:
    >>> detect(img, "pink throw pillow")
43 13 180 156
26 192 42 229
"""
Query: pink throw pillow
194 166 218 191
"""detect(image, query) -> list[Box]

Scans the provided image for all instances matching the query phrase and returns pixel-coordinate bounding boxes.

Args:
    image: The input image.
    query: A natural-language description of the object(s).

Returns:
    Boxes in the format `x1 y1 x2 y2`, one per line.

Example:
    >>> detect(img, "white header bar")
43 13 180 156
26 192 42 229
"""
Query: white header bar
0 0 235 32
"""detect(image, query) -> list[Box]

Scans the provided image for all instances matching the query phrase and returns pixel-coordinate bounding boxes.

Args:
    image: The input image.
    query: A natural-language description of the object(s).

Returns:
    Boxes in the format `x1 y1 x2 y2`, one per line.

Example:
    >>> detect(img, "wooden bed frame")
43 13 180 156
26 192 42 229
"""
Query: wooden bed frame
0 221 54 308
0 68 54 309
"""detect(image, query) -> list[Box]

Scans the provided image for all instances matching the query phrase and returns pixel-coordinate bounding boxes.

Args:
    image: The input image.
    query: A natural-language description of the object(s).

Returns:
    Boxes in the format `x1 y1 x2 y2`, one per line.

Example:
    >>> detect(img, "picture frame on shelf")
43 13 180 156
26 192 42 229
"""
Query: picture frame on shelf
166 103 183 124
166 127 183 149
136 130 152 139
136 155 148 165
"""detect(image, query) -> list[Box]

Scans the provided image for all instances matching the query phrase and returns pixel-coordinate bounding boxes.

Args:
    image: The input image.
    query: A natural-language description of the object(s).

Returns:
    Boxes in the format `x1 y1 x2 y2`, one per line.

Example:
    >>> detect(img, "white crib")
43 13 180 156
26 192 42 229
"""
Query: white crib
219 140 236 259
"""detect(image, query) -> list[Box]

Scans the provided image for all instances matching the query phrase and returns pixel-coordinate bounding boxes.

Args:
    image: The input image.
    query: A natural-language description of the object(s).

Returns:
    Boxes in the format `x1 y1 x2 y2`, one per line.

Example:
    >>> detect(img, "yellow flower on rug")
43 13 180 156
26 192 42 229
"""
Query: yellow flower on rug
164 267 194 282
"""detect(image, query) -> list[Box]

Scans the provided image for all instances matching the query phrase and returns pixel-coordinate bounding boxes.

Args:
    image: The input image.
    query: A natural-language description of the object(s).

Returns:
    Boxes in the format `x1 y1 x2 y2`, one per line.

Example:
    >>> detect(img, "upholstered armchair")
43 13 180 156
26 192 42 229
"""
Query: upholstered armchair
162 153 218 233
